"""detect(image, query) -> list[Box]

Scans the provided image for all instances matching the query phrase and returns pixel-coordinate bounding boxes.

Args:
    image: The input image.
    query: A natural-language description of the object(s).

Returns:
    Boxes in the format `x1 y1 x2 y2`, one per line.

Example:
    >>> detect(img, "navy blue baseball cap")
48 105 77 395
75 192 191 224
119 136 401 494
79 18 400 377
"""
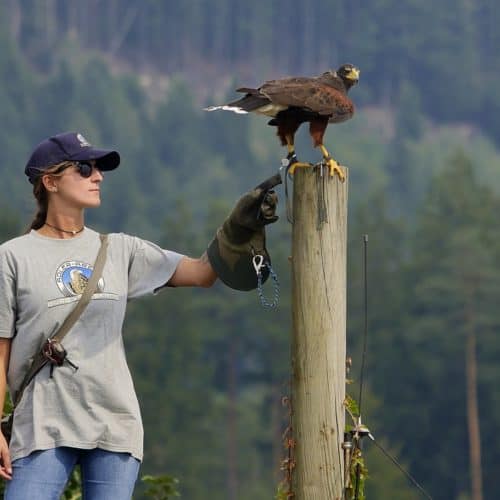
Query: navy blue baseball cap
25 132 120 184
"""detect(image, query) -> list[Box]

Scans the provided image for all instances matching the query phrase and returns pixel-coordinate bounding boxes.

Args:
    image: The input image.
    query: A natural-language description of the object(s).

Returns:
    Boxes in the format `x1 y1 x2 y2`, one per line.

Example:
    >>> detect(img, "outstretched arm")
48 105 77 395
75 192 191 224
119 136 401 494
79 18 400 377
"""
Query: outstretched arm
168 252 217 288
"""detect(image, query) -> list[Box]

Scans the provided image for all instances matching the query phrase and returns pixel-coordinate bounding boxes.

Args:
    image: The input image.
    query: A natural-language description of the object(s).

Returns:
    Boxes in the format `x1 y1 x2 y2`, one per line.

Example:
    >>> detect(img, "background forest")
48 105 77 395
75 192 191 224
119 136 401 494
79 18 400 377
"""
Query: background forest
1 1 500 499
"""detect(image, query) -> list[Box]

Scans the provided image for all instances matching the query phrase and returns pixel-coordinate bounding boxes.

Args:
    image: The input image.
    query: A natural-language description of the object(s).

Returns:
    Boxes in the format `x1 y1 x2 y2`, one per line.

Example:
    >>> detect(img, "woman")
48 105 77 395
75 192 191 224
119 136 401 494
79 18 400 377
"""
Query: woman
0 132 279 499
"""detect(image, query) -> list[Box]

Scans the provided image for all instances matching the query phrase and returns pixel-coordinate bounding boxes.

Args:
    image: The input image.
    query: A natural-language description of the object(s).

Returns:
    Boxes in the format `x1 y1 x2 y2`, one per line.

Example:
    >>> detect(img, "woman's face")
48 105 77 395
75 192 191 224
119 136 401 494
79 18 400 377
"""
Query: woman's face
45 161 103 209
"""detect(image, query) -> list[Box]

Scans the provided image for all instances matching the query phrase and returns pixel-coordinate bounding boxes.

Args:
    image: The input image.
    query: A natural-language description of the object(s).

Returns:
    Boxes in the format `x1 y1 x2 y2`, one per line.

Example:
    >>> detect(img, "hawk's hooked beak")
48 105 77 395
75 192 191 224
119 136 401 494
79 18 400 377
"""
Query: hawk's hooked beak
347 68 360 81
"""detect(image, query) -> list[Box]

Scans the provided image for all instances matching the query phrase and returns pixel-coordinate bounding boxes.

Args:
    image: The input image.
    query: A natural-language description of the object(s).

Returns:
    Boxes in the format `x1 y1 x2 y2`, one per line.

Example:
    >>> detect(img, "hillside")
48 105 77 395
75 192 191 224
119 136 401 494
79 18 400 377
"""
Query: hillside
2 2 500 499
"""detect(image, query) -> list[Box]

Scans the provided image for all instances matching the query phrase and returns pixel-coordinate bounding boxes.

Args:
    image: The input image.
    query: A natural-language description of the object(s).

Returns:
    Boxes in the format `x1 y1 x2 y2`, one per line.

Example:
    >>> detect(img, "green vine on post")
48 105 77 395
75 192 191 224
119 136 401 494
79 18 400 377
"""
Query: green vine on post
344 394 368 500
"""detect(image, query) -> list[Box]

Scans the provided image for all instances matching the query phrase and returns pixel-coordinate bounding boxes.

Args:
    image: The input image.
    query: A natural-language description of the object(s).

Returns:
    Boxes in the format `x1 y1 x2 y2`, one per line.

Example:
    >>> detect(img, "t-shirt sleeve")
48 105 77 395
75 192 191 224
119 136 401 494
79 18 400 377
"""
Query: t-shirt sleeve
125 235 184 299
0 249 17 339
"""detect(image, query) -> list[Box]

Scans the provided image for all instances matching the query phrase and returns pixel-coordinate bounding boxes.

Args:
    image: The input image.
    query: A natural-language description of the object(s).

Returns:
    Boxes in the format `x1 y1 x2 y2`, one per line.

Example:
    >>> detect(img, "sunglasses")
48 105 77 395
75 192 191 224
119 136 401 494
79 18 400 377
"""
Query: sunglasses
54 161 99 178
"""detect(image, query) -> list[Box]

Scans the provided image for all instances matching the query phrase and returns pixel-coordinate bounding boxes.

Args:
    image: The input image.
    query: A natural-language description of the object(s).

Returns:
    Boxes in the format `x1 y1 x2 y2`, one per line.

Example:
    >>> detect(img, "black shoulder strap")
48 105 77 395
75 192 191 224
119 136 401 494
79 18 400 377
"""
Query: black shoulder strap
12 234 109 407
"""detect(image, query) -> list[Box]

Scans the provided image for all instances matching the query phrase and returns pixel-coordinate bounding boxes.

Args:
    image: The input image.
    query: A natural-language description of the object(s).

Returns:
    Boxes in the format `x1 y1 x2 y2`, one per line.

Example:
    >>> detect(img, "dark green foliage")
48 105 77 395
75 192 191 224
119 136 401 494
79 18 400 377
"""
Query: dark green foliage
141 474 180 499
123 204 293 499
6 0 500 143
363 152 500 499
60 467 82 500
3 3 500 499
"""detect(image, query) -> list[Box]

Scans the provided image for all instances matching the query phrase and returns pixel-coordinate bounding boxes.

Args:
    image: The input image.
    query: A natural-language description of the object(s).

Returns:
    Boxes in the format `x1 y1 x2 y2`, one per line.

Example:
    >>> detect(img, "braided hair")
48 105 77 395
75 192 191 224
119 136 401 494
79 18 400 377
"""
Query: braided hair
27 161 73 231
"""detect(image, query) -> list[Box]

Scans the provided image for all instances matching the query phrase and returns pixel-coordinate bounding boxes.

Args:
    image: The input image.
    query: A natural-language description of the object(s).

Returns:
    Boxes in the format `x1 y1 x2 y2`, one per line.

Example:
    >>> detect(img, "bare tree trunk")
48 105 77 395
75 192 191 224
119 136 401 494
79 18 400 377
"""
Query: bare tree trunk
67 0 77 39
108 5 140 57
44 0 56 48
465 326 483 500
7 0 22 44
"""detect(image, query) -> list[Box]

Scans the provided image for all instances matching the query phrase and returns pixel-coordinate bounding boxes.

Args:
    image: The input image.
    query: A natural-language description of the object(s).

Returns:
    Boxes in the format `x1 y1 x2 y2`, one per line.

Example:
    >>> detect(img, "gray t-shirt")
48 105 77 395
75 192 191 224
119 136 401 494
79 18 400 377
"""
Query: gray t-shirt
0 228 184 462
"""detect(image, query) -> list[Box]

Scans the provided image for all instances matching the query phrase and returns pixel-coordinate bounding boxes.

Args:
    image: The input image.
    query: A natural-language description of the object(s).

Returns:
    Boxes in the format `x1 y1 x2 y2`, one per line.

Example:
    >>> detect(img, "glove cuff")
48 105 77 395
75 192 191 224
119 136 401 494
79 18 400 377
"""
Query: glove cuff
207 227 270 291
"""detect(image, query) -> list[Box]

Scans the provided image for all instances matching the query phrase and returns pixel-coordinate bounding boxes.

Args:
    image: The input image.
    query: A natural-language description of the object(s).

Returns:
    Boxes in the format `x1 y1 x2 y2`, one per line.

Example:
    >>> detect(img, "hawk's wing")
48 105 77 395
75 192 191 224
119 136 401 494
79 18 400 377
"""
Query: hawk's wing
260 77 353 121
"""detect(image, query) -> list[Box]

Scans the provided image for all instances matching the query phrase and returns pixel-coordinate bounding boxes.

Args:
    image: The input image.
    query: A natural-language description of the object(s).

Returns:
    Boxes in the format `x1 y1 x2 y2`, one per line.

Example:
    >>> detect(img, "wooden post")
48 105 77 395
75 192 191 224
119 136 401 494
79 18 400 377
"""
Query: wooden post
291 167 348 499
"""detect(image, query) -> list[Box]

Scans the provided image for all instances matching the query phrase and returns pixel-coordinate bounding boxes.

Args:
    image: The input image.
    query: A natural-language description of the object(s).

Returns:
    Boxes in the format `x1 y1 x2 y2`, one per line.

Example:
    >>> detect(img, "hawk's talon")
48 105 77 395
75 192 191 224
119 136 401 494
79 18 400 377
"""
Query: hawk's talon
326 158 346 182
287 160 313 177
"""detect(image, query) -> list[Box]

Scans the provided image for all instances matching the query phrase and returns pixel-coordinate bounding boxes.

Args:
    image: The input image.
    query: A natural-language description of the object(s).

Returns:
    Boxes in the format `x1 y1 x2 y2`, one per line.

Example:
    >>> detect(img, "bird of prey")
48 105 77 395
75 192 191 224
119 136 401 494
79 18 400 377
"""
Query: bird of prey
205 64 360 181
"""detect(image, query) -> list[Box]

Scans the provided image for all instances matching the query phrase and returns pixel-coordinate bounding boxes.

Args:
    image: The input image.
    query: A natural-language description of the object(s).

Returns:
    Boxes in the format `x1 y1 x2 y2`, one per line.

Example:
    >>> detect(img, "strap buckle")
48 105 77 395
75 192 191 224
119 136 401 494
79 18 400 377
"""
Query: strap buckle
41 338 79 376
42 338 67 366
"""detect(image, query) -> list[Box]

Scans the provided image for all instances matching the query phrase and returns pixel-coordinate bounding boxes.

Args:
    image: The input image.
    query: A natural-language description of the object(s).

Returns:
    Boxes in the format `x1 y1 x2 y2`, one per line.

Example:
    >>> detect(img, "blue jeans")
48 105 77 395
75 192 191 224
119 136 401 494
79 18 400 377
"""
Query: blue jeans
5 447 140 500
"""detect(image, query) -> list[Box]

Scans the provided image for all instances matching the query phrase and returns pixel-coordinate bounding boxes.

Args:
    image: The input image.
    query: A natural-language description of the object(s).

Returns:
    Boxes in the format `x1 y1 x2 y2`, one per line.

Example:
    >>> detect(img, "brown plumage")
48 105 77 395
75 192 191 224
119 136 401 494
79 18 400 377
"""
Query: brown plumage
205 64 360 181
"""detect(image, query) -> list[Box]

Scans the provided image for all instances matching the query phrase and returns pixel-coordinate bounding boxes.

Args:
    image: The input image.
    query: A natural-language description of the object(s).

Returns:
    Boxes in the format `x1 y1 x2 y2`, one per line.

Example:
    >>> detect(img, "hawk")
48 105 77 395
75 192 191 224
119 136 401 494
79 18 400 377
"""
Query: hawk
205 64 360 181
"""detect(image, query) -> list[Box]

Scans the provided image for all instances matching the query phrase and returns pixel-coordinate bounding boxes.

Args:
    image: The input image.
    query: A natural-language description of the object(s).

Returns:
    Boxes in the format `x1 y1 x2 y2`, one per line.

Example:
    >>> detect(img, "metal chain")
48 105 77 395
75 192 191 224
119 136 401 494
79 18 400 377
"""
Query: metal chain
253 255 280 308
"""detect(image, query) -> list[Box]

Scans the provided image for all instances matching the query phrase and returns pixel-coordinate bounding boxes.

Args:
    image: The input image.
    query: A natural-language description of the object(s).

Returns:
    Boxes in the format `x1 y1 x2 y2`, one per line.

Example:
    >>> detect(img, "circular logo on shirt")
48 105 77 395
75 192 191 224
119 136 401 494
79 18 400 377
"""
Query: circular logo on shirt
55 261 105 297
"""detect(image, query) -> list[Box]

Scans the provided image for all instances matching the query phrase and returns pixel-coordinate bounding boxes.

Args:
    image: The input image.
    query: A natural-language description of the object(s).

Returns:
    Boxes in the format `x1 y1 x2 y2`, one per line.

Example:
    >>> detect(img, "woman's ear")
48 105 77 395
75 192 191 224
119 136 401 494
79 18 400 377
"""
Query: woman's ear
42 174 58 193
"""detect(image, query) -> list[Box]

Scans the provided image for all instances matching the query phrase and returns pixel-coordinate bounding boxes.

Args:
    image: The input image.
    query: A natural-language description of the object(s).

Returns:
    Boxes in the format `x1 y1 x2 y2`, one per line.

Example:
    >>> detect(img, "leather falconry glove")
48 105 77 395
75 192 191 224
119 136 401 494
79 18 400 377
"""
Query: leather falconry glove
207 173 281 291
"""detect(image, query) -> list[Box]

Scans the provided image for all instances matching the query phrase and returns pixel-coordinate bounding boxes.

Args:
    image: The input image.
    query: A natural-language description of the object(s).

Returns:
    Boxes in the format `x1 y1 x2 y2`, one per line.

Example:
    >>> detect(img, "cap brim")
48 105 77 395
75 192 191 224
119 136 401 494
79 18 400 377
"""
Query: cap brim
71 149 120 171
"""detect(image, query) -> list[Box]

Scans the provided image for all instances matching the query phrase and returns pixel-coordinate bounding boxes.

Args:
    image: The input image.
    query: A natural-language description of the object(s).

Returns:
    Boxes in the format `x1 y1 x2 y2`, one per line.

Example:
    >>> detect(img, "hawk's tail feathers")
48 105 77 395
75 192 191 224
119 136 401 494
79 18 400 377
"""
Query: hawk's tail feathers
204 94 270 114
236 87 259 94
203 105 248 114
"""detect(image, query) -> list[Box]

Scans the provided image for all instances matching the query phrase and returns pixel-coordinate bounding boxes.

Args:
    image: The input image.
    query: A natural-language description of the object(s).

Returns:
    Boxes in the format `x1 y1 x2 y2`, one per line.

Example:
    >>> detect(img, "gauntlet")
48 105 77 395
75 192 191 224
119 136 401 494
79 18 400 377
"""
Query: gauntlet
207 173 281 290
